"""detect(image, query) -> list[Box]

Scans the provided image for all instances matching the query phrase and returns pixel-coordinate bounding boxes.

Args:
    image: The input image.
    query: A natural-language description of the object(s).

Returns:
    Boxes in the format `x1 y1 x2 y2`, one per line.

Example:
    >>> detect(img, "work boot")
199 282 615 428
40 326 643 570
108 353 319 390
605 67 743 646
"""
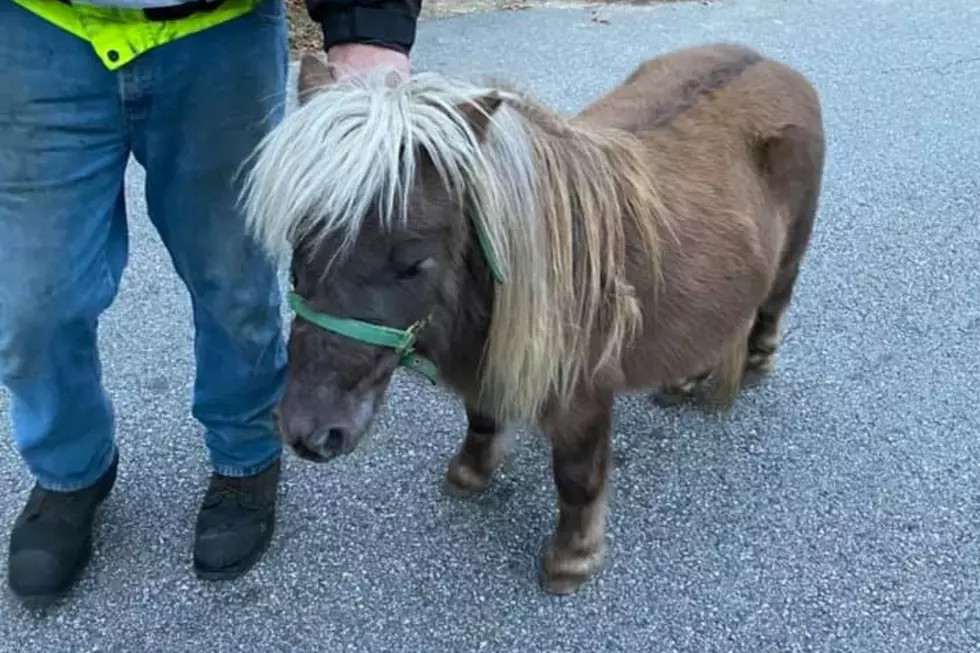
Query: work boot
192 458 280 581
7 452 118 609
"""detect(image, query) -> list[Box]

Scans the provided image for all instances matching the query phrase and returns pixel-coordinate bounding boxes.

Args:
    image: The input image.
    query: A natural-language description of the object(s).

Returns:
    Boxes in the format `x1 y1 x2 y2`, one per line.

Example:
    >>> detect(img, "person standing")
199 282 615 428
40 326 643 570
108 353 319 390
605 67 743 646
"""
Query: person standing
0 0 419 608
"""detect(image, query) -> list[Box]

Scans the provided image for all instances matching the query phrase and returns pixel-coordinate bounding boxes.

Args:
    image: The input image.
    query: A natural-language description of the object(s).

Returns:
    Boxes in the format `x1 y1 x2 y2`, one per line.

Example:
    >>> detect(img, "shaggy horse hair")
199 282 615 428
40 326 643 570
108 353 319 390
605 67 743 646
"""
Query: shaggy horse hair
242 42 826 595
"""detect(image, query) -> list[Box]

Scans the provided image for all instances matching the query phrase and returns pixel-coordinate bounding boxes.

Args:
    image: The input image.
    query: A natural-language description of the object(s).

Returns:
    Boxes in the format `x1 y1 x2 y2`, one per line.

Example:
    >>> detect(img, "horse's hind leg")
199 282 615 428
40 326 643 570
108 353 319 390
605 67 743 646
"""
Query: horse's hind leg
649 369 713 406
746 125 824 378
745 267 797 376
539 391 613 595
442 400 512 497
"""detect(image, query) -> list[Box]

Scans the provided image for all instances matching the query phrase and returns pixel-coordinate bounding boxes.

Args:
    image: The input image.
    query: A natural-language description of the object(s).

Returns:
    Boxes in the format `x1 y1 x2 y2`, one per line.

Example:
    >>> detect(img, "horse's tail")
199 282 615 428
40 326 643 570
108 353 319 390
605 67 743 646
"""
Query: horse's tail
706 321 751 411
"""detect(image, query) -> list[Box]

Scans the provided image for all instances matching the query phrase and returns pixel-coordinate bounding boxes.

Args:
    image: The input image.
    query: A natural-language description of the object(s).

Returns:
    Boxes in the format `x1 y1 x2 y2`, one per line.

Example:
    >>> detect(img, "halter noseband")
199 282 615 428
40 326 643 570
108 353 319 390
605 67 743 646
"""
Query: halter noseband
287 291 440 383
285 213 506 385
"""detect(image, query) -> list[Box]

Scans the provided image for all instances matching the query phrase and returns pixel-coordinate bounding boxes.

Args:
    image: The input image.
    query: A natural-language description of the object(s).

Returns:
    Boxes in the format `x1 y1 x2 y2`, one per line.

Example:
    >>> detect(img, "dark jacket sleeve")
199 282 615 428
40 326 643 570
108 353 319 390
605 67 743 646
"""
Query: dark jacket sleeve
305 0 422 55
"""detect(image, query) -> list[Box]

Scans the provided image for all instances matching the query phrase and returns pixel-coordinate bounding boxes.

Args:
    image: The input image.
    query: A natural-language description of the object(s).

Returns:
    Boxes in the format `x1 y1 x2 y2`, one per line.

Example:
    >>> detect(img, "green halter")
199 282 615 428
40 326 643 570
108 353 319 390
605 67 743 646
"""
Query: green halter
287 214 505 384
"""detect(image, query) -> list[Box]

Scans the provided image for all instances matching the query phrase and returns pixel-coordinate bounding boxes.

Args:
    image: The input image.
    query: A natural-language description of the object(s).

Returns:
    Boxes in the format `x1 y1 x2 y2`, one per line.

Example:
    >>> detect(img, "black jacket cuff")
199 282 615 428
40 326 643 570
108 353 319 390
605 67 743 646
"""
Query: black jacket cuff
306 1 421 54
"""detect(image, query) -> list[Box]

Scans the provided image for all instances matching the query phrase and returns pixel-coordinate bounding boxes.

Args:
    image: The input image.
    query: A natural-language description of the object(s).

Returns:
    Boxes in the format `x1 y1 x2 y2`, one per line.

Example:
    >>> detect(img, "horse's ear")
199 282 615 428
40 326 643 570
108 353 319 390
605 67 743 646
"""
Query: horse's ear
298 52 337 104
458 93 503 142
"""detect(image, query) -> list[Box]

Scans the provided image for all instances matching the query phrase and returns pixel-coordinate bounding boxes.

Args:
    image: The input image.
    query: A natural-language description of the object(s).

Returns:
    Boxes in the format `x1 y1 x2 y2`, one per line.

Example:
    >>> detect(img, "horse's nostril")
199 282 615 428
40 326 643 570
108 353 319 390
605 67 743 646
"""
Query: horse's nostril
293 427 351 463
293 440 327 462
324 428 346 454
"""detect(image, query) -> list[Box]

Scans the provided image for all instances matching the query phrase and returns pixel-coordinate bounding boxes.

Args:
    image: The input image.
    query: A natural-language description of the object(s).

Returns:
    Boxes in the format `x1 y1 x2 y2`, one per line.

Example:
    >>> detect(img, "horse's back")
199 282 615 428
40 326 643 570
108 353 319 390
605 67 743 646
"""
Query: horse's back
577 42 823 143
581 41 825 264
577 42 824 251
581 44 825 391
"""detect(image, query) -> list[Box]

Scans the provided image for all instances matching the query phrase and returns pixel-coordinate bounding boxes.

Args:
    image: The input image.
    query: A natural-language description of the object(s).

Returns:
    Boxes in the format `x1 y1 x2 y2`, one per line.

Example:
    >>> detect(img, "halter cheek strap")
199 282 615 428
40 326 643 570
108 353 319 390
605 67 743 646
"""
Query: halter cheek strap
285 211 504 385
287 291 440 384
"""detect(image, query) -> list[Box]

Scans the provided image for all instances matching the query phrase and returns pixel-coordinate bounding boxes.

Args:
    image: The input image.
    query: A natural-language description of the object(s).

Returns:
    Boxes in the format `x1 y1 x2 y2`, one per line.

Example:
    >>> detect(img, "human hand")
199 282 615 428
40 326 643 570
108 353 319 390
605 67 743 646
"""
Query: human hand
326 43 411 82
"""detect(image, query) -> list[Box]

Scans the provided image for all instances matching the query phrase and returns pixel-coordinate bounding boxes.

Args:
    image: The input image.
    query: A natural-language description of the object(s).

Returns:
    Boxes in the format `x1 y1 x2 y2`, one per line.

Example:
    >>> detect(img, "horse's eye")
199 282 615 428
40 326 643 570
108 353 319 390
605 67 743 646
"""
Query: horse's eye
395 261 424 281
394 257 435 281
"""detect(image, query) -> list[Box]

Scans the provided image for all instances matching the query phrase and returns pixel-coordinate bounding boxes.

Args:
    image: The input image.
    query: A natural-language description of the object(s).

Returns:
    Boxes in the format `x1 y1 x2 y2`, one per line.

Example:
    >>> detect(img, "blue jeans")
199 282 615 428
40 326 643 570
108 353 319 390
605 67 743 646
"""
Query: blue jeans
0 0 289 492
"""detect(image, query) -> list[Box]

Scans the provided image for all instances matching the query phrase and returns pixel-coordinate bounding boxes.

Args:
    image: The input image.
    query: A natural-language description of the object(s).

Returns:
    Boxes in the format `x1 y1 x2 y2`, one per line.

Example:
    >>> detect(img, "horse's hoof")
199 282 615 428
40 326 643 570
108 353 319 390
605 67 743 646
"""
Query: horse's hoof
648 390 689 407
745 351 776 376
538 542 604 596
441 458 490 497
648 386 700 407
648 373 708 407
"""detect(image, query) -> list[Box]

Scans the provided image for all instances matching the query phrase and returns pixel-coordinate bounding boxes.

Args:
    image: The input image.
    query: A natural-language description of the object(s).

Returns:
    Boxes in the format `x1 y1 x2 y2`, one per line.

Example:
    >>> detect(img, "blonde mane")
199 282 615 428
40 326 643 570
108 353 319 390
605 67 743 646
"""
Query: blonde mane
240 70 666 424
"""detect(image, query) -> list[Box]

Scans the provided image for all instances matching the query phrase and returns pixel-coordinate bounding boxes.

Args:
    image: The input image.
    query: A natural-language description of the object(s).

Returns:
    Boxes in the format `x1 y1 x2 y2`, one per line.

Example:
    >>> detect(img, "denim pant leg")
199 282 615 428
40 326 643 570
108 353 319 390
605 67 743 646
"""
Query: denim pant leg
128 1 290 477
0 4 129 491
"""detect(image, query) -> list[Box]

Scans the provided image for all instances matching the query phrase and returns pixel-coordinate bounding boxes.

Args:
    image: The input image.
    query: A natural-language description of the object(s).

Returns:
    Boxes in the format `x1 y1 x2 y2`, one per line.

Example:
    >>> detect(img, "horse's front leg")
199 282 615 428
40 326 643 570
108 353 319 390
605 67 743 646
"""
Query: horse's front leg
539 392 613 595
442 401 512 497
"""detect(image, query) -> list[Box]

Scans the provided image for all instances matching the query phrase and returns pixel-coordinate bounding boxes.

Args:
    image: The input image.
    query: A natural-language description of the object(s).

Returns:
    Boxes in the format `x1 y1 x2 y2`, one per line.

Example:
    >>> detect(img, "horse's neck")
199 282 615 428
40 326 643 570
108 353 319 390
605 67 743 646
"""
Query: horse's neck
531 115 664 266
428 240 496 396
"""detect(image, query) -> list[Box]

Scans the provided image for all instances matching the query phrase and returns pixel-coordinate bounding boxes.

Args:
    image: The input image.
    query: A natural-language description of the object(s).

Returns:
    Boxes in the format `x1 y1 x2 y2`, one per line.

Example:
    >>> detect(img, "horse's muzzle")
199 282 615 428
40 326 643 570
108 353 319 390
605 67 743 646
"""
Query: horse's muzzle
275 380 379 463
289 428 352 463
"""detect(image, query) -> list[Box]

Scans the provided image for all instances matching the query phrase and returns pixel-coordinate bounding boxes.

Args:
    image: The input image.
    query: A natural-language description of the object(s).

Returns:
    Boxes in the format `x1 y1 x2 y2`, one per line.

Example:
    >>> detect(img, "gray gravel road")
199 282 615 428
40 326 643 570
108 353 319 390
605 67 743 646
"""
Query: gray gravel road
2 0 980 651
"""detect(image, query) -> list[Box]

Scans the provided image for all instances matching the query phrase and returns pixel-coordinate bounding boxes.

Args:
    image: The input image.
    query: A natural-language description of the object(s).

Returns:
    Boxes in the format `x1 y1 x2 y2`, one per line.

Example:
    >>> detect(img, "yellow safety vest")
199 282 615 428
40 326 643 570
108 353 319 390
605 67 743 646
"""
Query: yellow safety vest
12 0 263 70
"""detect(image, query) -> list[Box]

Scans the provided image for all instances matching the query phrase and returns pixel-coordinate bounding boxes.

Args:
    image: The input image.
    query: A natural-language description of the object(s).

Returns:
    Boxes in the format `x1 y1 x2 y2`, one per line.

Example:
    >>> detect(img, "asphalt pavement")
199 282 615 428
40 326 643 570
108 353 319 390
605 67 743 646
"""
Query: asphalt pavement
2 0 980 651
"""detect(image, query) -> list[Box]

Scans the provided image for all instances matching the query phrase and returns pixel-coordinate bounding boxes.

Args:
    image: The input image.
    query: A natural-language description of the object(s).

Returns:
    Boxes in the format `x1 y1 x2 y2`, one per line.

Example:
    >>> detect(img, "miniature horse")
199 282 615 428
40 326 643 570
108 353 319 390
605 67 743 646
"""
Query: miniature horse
241 42 825 595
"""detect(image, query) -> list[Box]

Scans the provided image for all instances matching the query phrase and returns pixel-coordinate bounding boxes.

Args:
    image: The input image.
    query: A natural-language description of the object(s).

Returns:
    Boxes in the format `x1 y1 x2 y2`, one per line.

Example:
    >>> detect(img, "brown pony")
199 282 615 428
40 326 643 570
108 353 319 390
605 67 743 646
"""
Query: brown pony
241 42 825 595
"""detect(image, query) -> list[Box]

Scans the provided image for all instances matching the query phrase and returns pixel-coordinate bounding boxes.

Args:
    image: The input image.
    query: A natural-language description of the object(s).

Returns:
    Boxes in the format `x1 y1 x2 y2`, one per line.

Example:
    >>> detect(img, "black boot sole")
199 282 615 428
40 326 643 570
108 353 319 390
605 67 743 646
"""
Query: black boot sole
191 515 275 582
9 537 92 612
7 455 117 611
